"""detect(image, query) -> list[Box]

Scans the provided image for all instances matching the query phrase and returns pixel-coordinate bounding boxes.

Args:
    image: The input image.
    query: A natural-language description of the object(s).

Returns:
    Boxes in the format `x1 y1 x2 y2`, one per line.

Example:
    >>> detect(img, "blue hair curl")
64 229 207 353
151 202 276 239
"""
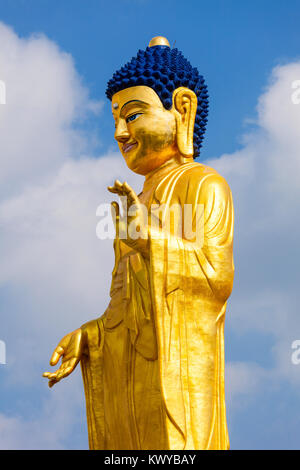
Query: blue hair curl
106 45 209 158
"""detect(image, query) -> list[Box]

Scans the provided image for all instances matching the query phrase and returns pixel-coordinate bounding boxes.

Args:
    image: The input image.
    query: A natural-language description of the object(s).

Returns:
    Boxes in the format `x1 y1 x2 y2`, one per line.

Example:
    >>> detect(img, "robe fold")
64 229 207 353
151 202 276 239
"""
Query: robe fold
81 161 234 450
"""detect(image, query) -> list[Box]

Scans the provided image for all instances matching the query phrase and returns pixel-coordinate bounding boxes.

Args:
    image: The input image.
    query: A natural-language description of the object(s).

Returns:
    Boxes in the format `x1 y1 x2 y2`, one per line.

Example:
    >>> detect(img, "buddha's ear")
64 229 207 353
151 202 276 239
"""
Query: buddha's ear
171 87 197 158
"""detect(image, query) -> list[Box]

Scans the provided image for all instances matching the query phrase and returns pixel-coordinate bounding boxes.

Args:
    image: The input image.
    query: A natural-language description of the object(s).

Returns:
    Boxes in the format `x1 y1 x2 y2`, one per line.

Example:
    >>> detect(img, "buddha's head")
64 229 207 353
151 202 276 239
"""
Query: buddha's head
106 36 209 175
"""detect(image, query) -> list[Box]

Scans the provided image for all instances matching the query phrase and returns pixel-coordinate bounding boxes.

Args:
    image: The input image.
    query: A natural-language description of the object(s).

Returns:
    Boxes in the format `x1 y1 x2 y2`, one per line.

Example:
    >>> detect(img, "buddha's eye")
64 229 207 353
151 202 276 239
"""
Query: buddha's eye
126 113 142 123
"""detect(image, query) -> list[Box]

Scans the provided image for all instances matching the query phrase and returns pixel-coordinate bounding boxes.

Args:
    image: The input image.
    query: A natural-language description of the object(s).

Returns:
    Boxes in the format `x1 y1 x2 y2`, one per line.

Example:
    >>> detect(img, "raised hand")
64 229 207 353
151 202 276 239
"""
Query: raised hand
43 328 86 388
108 180 149 255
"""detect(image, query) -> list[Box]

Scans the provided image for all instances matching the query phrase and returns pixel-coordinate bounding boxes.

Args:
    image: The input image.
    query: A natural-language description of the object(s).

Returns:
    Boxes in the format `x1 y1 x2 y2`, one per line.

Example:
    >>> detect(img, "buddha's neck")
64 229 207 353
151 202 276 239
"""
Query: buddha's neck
143 156 190 193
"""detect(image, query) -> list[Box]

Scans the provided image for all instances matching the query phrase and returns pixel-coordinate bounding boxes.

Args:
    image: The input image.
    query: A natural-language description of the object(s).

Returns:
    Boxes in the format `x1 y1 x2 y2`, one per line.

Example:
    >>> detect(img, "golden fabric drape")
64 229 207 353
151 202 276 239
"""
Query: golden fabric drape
81 162 234 450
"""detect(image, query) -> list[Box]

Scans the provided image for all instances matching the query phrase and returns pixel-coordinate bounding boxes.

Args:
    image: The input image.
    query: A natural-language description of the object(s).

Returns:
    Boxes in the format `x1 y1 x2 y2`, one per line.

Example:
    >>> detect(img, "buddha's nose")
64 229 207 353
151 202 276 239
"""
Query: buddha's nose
115 120 130 143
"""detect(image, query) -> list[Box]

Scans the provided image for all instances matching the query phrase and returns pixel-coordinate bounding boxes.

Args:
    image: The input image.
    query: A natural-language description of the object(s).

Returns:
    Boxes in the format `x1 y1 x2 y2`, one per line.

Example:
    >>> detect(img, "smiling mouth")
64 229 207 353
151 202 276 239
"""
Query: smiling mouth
123 142 137 153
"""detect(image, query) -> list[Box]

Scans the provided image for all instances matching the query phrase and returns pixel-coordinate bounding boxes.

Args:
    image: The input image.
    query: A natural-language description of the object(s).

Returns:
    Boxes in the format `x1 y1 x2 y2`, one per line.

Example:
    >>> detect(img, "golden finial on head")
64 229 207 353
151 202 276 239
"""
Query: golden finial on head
148 36 170 48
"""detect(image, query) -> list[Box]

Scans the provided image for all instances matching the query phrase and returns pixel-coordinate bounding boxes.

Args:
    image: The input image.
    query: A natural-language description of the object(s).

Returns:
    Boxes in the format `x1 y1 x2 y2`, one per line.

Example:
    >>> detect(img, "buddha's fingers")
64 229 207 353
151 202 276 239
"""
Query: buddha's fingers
123 184 140 210
50 345 65 366
43 371 51 378
111 202 120 237
43 372 59 383
108 181 139 219
44 374 59 387
56 366 73 380
108 180 125 195
111 201 120 220
56 358 78 381
122 181 135 195
109 187 128 213
44 364 74 387
43 367 65 383
49 379 58 388
116 181 133 200
122 182 137 200
107 186 121 195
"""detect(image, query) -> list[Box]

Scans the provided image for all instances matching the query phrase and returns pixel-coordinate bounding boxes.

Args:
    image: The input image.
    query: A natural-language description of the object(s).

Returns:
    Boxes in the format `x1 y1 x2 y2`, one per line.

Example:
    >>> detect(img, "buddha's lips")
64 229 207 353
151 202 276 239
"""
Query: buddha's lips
123 142 137 153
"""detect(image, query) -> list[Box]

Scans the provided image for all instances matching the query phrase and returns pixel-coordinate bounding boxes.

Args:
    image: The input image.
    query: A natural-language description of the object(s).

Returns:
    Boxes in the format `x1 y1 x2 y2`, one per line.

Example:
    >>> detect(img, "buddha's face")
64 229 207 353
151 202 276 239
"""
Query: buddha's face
111 86 178 175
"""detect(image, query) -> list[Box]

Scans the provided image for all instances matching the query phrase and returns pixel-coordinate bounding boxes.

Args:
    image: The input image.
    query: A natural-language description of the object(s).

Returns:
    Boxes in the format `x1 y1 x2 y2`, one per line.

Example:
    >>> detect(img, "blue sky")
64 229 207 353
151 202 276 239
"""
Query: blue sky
0 0 300 450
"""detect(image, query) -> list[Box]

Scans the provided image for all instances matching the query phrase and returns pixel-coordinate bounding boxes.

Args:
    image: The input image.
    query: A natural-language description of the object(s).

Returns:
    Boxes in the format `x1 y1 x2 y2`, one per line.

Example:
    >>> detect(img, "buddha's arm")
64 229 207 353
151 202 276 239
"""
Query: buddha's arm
189 173 235 302
149 173 234 304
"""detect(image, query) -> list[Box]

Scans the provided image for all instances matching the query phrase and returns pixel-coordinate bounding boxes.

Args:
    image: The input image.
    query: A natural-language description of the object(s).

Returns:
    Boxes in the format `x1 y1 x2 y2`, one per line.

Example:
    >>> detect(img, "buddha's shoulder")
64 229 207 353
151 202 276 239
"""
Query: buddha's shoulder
155 161 231 202
175 161 230 191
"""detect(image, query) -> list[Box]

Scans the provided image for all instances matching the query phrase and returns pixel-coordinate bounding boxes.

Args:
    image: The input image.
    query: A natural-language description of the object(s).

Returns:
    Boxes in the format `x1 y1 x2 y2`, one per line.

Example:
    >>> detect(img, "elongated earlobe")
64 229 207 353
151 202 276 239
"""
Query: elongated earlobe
172 87 198 158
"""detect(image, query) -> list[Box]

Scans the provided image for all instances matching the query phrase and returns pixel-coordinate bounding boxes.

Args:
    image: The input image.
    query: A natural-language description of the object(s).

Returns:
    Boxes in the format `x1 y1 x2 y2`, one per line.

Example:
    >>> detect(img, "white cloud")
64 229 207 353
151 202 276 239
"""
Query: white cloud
0 372 87 450
0 153 142 363
0 22 143 449
0 150 142 446
0 22 102 200
225 361 272 410
208 61 300 404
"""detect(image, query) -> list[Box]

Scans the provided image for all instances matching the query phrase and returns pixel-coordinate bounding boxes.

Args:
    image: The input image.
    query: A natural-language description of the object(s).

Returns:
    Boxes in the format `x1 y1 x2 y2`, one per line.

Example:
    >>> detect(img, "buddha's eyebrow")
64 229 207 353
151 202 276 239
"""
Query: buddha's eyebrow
120 100 147 112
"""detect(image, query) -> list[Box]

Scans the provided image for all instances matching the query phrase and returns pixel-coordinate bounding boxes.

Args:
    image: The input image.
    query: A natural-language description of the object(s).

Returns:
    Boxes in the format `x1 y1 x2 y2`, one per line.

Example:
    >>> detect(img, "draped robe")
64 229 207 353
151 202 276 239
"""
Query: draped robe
80 161 234 450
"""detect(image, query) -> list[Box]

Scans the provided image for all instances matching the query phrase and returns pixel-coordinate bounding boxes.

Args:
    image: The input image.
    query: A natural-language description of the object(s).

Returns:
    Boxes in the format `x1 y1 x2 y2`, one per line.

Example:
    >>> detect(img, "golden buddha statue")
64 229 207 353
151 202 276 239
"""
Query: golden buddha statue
43 36 234 450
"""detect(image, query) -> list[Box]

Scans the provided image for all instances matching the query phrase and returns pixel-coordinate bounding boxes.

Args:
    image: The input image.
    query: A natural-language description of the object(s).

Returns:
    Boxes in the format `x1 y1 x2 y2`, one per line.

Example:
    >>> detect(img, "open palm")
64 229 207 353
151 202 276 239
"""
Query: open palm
43 328 85 388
